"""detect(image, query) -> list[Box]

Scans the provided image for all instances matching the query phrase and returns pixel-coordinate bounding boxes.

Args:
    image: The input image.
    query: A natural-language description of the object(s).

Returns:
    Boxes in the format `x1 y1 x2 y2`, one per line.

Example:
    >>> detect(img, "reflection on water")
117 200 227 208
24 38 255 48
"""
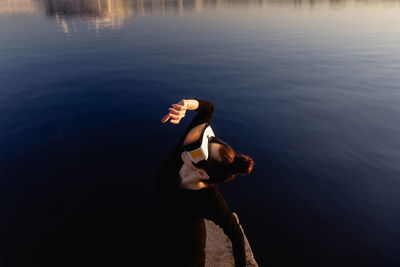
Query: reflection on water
0 0 38 14
2 0 400 34
47 0 137 32
44 0 265 20
44 0 263 33
2 0 399 33
47 0 207 33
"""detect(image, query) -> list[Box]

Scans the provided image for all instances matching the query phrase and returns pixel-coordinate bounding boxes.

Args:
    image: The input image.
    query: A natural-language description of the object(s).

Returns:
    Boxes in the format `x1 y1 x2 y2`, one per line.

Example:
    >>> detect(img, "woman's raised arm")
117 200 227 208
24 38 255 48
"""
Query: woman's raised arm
161 99 199 124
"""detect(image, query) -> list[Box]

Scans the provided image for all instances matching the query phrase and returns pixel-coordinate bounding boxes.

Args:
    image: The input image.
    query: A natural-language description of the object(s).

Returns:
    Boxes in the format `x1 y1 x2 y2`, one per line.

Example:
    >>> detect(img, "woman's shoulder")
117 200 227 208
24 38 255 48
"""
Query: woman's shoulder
201 185 227 203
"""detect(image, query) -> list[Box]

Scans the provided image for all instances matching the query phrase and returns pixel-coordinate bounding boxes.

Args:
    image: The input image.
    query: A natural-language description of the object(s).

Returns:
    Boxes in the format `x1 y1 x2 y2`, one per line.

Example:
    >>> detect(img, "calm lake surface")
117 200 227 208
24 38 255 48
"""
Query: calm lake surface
1 0 400 266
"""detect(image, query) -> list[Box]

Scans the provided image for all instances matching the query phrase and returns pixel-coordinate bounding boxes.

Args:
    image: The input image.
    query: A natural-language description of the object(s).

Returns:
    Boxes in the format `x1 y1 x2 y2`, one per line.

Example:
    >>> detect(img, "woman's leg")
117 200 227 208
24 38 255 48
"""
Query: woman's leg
185 219 206 267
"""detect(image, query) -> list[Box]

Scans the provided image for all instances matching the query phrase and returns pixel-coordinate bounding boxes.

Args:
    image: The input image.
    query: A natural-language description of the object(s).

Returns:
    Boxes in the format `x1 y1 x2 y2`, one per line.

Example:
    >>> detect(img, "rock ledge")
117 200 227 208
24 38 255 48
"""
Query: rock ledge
205 213 258 267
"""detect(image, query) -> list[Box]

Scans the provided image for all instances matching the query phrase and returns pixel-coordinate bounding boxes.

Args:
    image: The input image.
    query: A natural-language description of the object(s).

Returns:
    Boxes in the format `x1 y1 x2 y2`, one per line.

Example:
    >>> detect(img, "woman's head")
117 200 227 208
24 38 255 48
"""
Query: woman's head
180 123 254 189
202 141 254 184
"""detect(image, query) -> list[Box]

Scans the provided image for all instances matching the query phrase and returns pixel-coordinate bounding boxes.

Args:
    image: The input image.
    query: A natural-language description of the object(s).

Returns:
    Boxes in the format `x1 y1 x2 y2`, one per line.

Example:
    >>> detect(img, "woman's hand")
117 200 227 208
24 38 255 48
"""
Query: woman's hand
161 99 188 124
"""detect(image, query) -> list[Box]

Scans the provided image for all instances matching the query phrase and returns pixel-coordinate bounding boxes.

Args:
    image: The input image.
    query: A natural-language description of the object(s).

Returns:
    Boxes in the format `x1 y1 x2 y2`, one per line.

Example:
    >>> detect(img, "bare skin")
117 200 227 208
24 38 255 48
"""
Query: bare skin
161 99 221 190
161 99 198 124
178 142 222 190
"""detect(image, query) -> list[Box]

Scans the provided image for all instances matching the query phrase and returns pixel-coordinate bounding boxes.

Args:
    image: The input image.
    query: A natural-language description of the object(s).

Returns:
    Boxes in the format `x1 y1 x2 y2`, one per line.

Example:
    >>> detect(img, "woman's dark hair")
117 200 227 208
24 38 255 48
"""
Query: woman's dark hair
204 143 254 185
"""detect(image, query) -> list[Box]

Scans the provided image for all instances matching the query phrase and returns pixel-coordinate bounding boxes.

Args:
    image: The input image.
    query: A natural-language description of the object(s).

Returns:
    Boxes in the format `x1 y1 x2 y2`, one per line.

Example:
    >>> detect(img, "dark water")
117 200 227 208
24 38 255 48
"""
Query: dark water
1 0 400 266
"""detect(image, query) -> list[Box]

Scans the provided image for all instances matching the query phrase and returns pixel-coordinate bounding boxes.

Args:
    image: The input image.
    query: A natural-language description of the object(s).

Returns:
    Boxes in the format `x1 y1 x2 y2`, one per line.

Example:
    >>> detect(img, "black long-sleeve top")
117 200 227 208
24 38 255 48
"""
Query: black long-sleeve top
157 99 246 267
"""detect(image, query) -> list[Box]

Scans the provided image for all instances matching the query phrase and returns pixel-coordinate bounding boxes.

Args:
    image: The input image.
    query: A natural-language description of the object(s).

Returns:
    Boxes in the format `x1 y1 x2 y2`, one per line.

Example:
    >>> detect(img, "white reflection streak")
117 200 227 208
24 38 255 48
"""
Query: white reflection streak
60 15 70 35
55 12 72 39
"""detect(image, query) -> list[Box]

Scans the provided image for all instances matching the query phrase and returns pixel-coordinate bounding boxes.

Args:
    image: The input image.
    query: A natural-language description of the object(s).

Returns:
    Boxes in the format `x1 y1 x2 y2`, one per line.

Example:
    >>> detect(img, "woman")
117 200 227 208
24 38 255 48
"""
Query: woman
157 99 254 267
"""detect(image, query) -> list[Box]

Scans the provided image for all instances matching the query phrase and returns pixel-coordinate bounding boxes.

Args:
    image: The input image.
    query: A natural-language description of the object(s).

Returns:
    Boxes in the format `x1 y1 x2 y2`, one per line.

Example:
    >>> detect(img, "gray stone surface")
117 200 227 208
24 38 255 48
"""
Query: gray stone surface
204 213 258 267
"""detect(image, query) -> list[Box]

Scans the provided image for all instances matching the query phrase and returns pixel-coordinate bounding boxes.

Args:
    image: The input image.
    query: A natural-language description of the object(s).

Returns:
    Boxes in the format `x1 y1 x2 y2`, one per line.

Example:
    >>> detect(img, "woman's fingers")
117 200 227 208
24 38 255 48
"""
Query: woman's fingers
162 102 186 124
172 104 185 111
161 113 181 123
168 108 180 115
166 108 182 119
161 114 170 123
169 113 180 120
